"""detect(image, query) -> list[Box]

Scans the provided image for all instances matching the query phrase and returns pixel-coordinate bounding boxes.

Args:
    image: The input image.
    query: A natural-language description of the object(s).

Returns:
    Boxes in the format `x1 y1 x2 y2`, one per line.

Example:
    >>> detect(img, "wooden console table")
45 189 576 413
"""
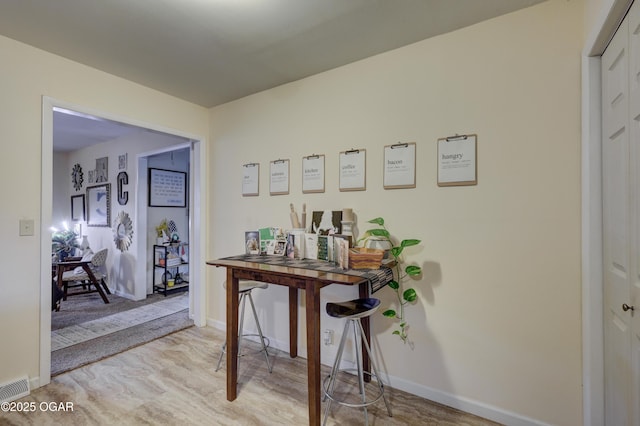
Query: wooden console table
206 255 392 426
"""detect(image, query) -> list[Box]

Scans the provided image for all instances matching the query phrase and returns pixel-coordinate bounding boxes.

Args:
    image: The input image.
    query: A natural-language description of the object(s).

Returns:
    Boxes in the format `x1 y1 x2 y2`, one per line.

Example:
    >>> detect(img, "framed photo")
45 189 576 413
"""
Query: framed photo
148 168 187 207
71 194 85 221
86 184 111 227
95 156 108 183
245 231 259 254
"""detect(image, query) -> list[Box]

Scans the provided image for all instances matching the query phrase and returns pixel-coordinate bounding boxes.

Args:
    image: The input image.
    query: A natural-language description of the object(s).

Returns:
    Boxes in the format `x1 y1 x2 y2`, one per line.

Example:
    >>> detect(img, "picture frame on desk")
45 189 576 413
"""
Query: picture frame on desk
245 231 259 254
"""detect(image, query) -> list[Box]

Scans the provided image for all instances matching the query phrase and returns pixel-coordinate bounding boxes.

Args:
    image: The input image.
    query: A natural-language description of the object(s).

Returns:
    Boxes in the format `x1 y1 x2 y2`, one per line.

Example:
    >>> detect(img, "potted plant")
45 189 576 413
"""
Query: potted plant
155 219 168 244
51 228 80 261
358 217 422 344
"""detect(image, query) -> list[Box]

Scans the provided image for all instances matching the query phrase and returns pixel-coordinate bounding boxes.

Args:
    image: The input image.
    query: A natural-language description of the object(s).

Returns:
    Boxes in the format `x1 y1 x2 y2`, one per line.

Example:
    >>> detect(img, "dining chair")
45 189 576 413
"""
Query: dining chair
55 248 111 304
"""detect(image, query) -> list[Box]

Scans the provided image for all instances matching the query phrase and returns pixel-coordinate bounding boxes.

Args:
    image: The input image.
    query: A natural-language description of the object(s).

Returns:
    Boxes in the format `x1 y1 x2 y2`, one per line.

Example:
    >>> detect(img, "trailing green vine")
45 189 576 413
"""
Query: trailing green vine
358 217 422 343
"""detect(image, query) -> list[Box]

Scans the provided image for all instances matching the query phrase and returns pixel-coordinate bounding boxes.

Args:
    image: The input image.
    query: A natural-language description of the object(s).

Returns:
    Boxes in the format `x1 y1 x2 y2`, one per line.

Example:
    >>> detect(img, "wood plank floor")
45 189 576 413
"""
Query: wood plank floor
2 326 501 425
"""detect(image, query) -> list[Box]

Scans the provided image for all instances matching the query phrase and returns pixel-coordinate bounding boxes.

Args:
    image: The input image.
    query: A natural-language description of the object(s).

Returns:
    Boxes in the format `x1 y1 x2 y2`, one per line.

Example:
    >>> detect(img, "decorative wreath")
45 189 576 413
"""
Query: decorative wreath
71 163 84 191
113 211 134 252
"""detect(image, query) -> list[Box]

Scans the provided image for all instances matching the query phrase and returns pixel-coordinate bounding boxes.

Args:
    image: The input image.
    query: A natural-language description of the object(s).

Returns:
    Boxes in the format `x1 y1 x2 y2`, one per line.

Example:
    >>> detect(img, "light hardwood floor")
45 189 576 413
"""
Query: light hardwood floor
2 326 500 425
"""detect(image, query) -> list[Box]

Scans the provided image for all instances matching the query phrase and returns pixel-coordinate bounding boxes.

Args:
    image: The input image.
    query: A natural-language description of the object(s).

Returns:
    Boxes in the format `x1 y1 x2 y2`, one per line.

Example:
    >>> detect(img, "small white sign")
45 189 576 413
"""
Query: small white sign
437 135 477 186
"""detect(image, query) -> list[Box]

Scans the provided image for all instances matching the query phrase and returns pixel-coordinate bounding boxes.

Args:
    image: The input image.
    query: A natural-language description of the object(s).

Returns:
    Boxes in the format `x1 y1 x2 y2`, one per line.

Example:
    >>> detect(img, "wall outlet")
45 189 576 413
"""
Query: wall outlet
323 329 333 345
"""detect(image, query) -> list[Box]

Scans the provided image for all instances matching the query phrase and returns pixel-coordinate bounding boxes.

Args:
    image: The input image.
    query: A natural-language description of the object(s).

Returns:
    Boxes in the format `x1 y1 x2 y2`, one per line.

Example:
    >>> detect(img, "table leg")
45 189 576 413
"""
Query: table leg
289 287 298 358
359 282 371 381
305 281 321 426
226 269 239 401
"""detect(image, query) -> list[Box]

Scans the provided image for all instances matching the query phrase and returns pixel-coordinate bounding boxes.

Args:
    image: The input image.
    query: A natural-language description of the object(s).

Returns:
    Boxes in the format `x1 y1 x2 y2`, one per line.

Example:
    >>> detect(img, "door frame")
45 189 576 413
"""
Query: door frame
583 1 634 424
39 96 207 386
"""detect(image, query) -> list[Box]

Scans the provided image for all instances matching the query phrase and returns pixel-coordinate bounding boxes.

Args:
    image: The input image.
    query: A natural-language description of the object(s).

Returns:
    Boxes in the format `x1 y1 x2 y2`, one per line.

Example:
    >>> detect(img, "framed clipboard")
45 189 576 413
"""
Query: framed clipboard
384 142 416 189
270 159 289 195
339 149 366 191
437 134 477 186
302 154 325 193
242 163 259 196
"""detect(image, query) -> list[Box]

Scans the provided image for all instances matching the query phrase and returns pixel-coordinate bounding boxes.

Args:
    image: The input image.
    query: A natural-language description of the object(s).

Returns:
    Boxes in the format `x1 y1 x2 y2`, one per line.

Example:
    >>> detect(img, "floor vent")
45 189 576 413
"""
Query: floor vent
0 376 30 403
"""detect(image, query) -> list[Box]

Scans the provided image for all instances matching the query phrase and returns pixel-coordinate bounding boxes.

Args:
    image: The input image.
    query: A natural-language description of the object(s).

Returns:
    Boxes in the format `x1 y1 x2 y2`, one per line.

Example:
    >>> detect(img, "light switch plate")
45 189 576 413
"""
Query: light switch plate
19 219 35 236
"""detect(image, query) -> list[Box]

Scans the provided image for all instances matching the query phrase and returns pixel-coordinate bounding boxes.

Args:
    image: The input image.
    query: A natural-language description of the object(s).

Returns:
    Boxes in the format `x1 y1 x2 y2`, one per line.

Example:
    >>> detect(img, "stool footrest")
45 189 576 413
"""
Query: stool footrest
322 369 386 409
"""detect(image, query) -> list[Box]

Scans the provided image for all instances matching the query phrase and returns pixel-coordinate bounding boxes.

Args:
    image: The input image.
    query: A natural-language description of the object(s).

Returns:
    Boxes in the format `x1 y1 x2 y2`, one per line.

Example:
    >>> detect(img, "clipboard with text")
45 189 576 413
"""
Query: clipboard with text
437 134 477 187
339 149 366 191
384 142 416 189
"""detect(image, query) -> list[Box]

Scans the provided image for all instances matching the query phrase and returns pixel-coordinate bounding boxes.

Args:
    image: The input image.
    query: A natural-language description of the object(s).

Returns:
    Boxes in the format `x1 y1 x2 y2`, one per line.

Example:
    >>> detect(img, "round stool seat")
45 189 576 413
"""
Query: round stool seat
223 280 268 293
326 298 380 320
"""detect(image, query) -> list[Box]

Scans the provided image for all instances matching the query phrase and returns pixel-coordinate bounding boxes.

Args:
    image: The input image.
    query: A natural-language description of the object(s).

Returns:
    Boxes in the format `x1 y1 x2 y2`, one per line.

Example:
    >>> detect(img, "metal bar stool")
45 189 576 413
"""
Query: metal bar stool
323 298 392 425
215 280 272 373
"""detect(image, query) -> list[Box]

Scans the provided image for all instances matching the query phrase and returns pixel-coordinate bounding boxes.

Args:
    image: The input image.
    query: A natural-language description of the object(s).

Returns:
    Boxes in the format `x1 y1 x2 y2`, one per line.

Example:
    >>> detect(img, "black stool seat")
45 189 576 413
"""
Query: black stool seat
326 298 380 319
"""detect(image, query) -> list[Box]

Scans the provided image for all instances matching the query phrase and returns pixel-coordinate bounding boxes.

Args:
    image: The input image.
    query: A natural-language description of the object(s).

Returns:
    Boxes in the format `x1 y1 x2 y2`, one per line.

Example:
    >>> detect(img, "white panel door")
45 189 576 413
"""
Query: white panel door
628 3 640 425
602 13 632 426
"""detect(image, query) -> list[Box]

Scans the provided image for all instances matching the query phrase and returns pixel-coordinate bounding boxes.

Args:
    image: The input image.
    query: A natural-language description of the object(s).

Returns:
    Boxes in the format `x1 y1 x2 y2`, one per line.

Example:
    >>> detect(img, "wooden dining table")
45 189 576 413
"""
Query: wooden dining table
206 254 393 426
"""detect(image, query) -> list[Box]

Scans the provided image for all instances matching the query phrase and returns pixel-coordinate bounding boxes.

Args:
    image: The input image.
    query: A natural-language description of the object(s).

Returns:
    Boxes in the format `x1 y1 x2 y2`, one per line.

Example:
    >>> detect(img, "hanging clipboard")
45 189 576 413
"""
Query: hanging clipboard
270 159 290 195
437 134 477 186
302 154 325 193
384 142 416 189
242 163 259 196
339 149 366 191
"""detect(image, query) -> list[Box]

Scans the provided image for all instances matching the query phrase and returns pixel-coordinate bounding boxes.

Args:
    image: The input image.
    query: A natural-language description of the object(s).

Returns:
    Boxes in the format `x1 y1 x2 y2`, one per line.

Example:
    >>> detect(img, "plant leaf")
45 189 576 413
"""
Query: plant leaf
383 309 396 317
403 288 417 302
388 280 399 290
368 228 390 238
368 217 385 226
391 246 404 258
392 330 400 335
405 265 422 276
401 239 421 247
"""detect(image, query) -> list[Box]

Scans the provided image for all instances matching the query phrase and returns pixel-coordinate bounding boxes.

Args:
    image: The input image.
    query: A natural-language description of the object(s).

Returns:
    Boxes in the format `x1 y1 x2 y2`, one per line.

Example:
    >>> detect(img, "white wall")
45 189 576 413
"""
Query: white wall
51 152 70 227
0 33 208 389
207 1 583 425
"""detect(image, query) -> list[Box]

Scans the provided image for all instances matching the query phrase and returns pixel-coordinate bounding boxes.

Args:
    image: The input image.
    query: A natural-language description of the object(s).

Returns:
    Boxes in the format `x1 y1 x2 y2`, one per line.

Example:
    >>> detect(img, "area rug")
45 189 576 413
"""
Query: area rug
51 292 194 376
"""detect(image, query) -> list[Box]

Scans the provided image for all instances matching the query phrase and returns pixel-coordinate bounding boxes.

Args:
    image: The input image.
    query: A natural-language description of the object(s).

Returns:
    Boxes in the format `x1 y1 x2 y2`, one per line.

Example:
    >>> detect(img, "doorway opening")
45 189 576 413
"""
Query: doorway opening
40 97 206 385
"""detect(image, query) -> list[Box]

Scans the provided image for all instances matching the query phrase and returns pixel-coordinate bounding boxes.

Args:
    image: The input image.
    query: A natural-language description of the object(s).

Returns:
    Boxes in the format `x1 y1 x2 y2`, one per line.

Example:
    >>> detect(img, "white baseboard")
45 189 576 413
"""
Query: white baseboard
207 317 548 425
385 375 551 426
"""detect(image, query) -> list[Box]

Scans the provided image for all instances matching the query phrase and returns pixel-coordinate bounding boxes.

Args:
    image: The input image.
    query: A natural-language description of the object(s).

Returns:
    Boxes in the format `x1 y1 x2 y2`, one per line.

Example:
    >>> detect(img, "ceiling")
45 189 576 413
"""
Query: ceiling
1 0 545 150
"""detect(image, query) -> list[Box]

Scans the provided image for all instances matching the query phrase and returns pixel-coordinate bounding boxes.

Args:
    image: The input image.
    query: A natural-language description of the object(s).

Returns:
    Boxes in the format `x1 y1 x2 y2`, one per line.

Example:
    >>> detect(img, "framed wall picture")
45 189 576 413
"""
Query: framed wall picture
95 156 108 183
148 168 187 207
86 183 111 227
71 194 85 221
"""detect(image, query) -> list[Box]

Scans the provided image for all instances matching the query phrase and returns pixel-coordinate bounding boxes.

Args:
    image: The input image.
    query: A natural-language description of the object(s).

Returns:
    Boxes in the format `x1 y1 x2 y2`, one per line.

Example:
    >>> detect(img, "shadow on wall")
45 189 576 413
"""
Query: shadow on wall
372 259 450 394
112 251 136 296
421 260 442 306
